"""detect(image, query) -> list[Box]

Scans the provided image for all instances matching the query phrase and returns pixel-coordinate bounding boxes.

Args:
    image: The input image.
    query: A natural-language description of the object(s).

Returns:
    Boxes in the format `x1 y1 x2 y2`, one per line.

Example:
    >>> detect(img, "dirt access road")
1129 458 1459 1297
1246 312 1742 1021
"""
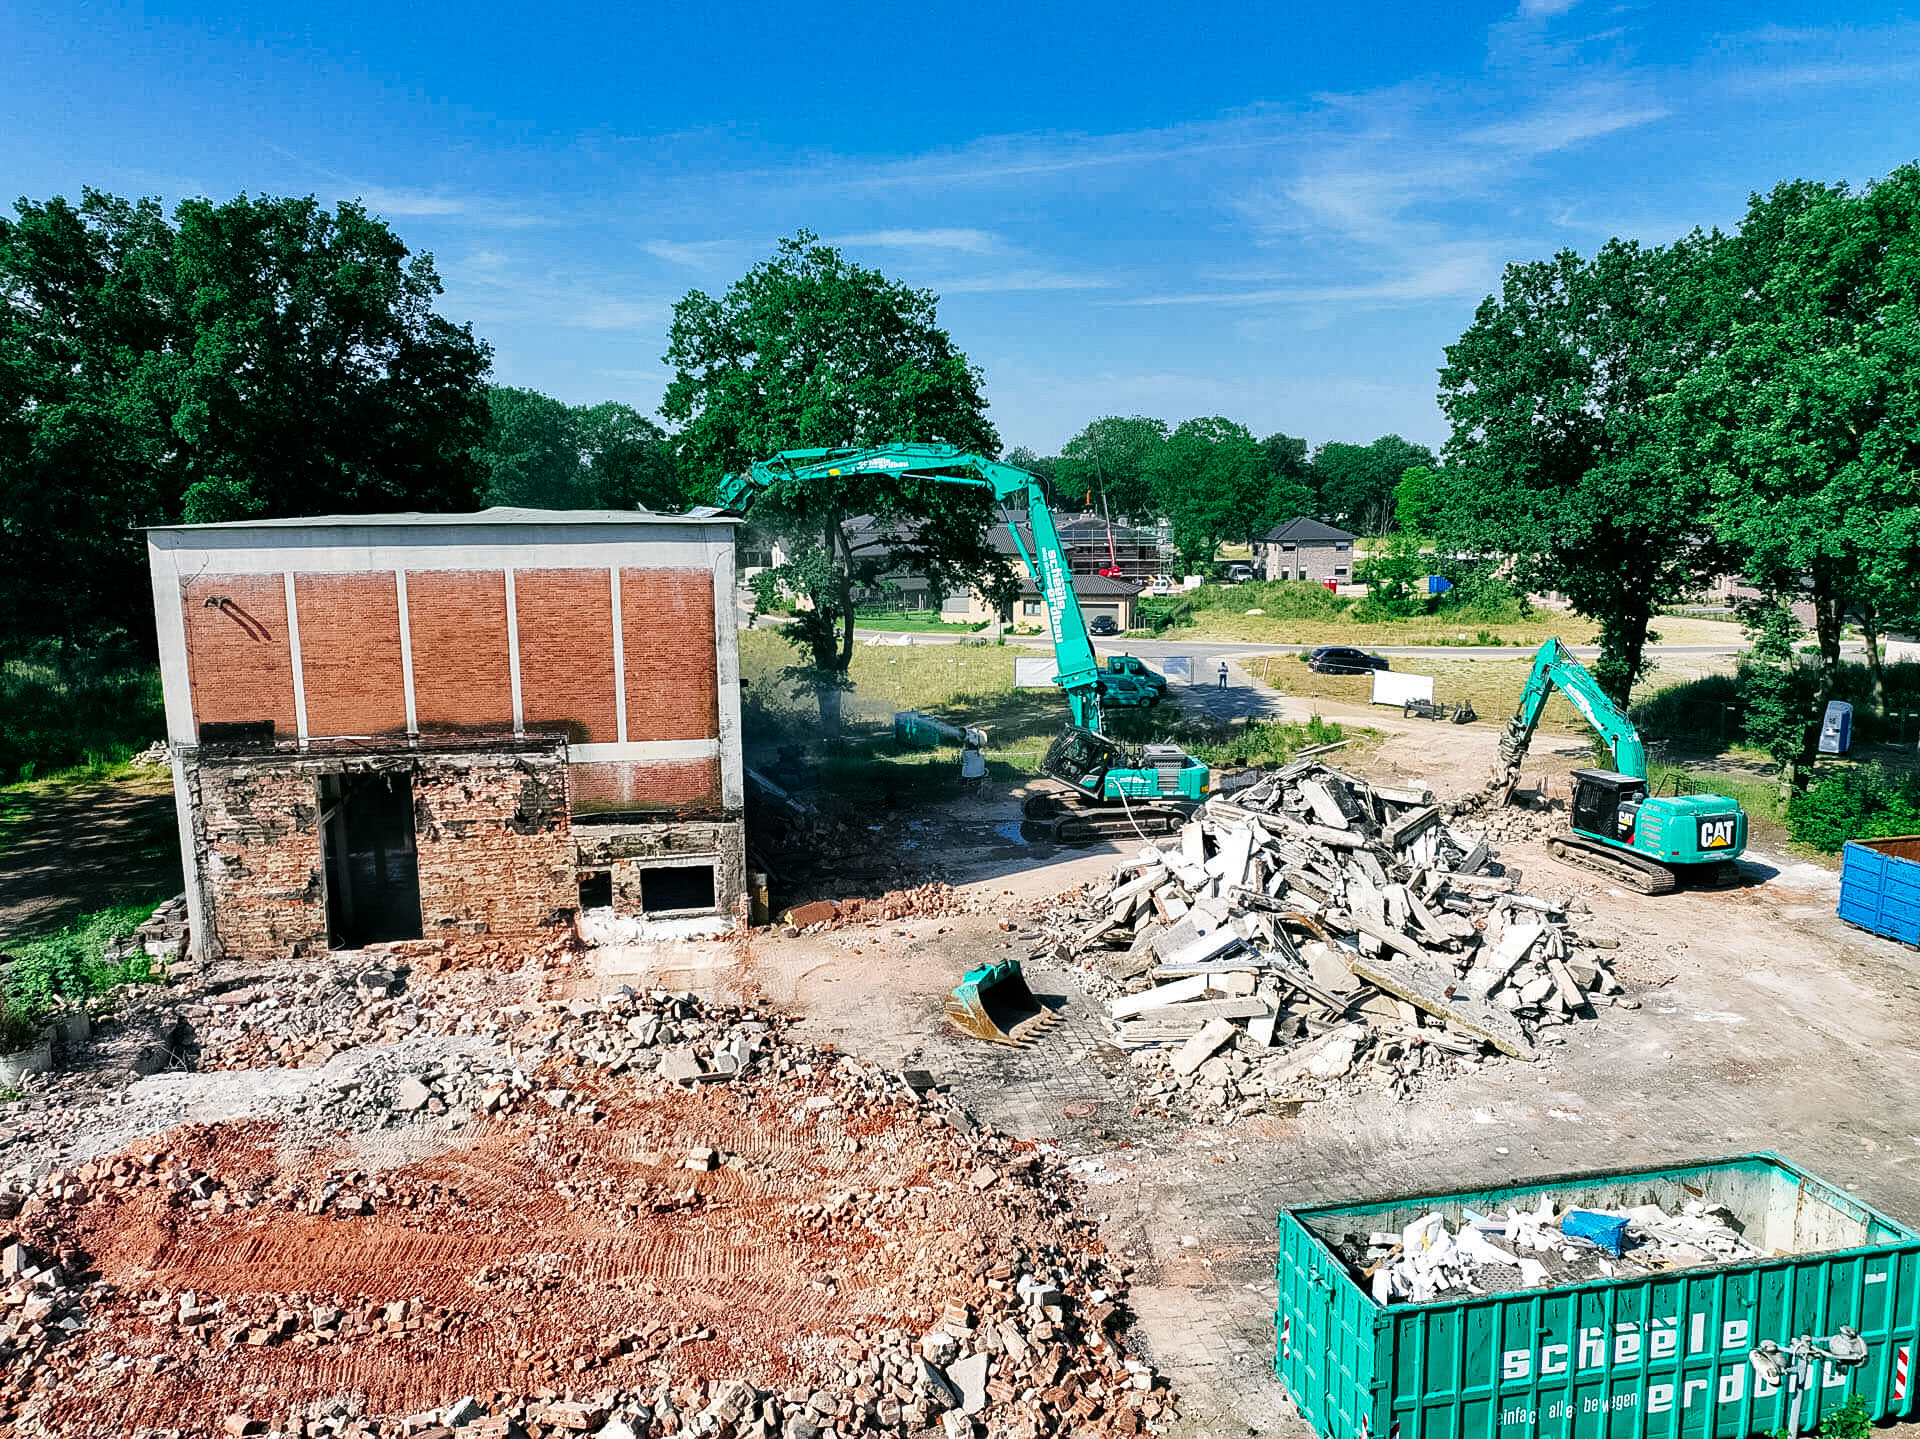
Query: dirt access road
591 715 1920 1439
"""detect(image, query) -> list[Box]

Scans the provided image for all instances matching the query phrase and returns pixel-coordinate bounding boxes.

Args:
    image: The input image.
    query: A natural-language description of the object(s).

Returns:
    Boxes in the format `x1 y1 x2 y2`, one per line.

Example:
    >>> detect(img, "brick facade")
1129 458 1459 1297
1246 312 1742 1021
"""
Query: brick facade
623 568 718 742
516 568 619 744
181 574 297 738
150 511 746 960
571 758 722 815
294 572 408 737
407 569 515 733
187 746 577 960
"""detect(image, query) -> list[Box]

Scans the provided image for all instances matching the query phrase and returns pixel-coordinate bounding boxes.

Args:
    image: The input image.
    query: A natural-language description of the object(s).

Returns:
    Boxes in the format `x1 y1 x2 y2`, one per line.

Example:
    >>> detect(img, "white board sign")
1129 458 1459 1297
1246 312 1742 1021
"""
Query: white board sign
1162 656 1192 685
1015 656 1060 688
1370 669 1435 707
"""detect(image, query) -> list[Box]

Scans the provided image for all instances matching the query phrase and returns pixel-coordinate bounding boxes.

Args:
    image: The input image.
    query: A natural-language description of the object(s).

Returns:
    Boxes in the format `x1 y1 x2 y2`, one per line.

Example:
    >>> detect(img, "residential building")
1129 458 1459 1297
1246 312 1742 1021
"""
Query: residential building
147 508 746 962
1255 518 1358 583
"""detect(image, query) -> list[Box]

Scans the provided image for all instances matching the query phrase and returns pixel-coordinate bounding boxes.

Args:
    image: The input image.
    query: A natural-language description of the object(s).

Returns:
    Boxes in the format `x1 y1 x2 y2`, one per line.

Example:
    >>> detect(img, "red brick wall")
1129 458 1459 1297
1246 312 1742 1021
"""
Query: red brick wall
407 570 515 733
193 750 577 959
294 573 407 737
414 757 577 936
516 568 617 743
622 568 718 741
571 758 720 814
192 762 327 959
181 574 297 738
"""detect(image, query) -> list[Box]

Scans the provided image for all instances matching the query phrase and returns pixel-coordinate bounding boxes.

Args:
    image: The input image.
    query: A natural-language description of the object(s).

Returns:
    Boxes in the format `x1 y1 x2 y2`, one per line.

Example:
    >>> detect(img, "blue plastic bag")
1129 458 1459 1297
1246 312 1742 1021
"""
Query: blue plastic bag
1562 1209 1631 1256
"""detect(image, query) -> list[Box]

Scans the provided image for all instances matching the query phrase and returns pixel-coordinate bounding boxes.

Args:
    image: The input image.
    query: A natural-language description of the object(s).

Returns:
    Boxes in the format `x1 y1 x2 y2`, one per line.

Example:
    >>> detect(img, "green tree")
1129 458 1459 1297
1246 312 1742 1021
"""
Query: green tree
659 232 1009 712
1393 464 1447 538
1003 445 1056 490
1738 601 1816 792
1674 169 1920 721
1259 431 1314 536
480 386 588 507
1310 434 1433 535
0 189 490 654
169 194 489 523
1054 416 1168 520
1438 236 1720 702
578 401 683 511
1143 416 1267 571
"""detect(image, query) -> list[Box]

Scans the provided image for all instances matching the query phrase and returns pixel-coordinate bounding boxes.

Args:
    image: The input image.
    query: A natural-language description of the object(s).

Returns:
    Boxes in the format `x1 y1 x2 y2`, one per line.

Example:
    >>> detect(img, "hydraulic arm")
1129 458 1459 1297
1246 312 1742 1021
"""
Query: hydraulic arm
1492 638 1647 798
719 444 1208 833
719 444 1107 730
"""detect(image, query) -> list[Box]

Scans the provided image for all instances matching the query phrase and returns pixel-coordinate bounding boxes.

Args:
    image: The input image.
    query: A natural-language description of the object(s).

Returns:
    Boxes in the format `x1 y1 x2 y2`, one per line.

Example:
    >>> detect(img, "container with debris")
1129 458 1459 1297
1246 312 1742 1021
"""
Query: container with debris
1276 1153 1920 1439
1838 836 1920 948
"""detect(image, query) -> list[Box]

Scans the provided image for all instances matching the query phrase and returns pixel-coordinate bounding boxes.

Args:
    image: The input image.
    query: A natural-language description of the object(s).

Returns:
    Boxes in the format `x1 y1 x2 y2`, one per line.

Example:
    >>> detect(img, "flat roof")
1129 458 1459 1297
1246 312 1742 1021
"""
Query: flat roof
147 505 739 534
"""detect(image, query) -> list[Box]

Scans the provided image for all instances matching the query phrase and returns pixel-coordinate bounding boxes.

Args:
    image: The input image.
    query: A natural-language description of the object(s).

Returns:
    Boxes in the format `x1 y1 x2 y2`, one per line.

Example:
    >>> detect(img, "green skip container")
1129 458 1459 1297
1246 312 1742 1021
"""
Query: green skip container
1275 1154 1920 1439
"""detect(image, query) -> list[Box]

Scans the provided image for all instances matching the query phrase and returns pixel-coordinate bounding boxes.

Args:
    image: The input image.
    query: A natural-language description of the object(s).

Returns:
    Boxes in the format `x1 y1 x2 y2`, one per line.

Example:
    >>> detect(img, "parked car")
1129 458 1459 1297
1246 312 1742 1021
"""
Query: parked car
1307 645 1390 675
1220 563 1254 585
1089 615 1120 636
1095 673 1160 708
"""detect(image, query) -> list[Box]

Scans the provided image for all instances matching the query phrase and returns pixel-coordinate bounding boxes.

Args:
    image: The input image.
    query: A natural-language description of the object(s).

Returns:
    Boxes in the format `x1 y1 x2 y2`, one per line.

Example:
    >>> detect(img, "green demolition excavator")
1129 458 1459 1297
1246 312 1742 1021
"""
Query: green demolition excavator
1489 639 1747 893
719 444 1210 845
721 444 1212 1045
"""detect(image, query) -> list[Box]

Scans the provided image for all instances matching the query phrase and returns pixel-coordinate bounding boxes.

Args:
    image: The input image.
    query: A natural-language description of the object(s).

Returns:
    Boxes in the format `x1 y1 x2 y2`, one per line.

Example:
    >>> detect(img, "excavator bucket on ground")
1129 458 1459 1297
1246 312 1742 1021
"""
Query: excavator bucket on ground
944 960 1058 1046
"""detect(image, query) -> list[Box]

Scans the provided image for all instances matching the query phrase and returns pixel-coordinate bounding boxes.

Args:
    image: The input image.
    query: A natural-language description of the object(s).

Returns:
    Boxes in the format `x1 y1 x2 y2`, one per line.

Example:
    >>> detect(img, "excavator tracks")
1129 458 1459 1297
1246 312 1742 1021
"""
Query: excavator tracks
1020 792 1192 845
1546 832 1679 895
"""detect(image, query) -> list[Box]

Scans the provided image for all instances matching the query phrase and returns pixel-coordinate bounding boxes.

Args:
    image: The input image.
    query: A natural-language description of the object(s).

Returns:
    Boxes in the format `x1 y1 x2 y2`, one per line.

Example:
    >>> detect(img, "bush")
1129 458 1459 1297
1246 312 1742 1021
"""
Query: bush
0 646 164 781
1189 581 1350 620
1191 715 1344 768
1787 765 1920 852
4 900 162 1018
1631 673 1745 746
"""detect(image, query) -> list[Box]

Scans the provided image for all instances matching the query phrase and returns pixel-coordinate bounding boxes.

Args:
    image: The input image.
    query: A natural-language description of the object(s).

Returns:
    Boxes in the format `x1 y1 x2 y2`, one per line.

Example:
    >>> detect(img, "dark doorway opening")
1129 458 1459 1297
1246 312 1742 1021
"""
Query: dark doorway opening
640 864 715 914
320 772 423 947
578 869 612 910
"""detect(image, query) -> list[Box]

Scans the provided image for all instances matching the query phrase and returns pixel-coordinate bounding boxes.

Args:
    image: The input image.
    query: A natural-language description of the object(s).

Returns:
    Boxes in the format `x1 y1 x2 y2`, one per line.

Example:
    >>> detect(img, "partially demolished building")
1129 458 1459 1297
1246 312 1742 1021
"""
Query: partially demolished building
147 508 746 962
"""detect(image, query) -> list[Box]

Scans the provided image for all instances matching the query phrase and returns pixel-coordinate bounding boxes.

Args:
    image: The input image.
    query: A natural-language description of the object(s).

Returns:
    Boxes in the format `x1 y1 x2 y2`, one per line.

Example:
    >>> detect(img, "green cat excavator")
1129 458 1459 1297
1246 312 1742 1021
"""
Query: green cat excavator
1488 640 1747 894
719 444 1210 847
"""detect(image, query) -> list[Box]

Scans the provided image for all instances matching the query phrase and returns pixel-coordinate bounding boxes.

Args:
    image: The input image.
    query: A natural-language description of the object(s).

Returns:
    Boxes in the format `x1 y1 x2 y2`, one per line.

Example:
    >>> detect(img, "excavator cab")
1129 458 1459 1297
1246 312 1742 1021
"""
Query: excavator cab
1570 769 1646 845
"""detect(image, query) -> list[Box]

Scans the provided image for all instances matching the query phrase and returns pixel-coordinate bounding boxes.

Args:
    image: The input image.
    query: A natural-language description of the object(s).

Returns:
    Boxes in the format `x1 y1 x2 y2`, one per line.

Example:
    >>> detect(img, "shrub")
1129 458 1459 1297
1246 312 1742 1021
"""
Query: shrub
1787 765 1920 852
4 900 162 1018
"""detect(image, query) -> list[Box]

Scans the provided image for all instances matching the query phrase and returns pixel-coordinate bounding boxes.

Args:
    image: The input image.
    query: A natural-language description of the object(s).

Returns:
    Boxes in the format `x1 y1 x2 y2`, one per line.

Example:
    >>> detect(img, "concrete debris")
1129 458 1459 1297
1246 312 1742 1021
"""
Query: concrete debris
1338 1197 1767 1304
1042 759 1635 1121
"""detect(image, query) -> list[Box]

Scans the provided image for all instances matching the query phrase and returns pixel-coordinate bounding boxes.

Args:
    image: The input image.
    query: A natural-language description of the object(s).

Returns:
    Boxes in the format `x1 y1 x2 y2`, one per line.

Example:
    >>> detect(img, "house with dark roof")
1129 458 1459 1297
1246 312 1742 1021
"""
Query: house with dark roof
1255 517 1358 583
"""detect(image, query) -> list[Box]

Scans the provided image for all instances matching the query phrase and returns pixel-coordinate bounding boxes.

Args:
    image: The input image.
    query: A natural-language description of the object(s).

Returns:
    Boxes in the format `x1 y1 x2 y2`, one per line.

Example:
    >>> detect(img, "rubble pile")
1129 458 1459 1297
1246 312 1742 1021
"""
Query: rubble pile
781 884 982 934
1335 1196 1767 1305
1048 759 1633 1120
6 994 1175 1439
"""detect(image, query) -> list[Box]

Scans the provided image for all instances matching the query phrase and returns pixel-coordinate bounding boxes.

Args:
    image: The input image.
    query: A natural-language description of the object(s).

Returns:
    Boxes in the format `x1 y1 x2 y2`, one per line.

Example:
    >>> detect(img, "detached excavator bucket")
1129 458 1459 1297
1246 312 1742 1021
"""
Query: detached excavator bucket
944 960 1057 1046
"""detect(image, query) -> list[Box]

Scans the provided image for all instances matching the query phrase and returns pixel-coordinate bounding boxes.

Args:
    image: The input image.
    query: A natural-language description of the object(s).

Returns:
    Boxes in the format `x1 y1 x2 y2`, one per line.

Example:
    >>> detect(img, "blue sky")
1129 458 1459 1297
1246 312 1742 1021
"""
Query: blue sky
6 1 1919 454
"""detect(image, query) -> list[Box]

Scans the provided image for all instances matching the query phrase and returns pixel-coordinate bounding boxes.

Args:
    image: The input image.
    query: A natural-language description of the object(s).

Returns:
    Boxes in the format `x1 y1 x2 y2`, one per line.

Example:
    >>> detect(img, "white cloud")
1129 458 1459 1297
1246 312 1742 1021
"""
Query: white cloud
834 227 1003 253
1516 0 1580 17
643 239 731 268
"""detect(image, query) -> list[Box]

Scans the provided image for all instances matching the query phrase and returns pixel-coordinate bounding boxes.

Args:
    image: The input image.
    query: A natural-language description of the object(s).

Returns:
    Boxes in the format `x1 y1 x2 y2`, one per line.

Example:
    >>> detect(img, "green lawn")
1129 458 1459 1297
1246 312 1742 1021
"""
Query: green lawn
851 609 987 634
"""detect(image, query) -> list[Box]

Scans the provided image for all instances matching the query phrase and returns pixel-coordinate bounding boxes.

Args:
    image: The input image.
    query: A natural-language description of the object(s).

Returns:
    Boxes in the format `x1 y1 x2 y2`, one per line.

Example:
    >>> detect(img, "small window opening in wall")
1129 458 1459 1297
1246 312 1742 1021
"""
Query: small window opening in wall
641 864 715 914
319 772 422 947
578 869 613 910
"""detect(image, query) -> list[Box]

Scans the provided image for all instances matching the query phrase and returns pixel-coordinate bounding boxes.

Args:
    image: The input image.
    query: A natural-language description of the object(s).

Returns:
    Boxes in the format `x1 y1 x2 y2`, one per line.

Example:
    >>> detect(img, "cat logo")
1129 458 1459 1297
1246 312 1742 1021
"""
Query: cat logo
1698 815 1737 850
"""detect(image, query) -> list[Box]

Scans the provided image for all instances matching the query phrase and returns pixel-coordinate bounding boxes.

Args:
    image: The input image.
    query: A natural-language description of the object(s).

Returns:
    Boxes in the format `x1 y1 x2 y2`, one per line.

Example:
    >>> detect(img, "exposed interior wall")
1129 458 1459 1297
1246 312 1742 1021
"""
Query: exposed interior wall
575 816 747 922
186 744 576 961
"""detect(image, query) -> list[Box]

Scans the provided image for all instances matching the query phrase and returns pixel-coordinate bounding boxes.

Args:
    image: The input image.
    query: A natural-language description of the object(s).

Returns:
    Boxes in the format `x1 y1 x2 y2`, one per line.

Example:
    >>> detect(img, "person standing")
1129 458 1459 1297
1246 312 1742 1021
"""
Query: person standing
1217 660 1229 690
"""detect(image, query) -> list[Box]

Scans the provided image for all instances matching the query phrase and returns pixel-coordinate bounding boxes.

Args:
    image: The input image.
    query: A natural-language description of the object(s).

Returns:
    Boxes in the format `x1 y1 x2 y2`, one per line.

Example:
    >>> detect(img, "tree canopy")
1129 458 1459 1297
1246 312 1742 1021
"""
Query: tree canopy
0 189 490 652
476 387 681 511
660 232 1011 688
1436 236 1719 701
1053 416 1168 521
1309 434 1434 536
1142 416 1267 571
